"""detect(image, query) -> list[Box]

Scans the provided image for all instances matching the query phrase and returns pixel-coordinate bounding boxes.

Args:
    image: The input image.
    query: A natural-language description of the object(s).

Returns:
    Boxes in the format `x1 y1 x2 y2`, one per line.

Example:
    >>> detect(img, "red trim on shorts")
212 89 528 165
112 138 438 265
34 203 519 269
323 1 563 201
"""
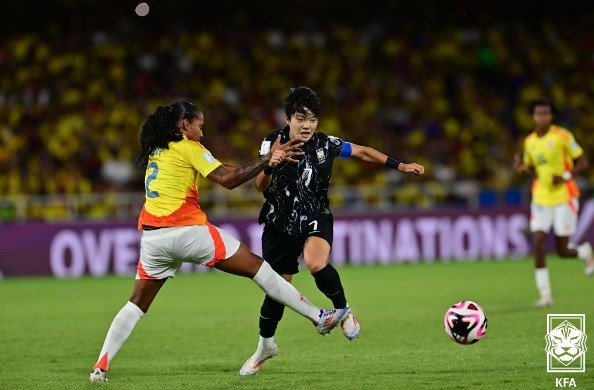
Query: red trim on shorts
204 222 227 267
568 199 577 214
137 260 157 280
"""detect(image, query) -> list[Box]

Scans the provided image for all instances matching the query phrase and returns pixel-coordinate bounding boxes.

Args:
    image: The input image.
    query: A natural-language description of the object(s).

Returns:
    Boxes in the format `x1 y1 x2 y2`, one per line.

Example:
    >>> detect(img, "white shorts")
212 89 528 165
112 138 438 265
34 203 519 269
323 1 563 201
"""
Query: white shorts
530 198 579 236
136 223 241 280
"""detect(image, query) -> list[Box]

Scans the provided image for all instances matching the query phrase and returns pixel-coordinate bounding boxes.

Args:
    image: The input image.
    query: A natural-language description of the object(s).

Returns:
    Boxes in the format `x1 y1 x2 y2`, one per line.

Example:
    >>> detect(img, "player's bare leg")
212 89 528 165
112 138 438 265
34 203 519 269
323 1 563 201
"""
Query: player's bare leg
533 231 552 307
555 236 578 258
560 236 594 276
90 278 167 382
303 237 360 340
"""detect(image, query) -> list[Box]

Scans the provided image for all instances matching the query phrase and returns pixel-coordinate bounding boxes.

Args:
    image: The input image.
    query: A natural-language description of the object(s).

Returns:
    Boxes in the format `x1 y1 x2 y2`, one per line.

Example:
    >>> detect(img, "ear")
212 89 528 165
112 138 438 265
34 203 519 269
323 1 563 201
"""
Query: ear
178 119 188 132
285 116 290 126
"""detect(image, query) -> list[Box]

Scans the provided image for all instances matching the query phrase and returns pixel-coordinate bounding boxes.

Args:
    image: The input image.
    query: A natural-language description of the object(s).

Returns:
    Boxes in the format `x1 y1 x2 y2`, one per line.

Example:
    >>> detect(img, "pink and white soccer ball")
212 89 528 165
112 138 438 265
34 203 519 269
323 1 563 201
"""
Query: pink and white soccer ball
444 300 488 344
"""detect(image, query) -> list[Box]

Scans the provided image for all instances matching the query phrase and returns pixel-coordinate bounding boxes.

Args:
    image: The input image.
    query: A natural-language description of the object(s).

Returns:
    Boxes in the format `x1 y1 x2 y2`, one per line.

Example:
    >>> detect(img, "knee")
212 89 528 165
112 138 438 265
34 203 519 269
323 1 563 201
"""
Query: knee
247 257 264 277
305 258 328 274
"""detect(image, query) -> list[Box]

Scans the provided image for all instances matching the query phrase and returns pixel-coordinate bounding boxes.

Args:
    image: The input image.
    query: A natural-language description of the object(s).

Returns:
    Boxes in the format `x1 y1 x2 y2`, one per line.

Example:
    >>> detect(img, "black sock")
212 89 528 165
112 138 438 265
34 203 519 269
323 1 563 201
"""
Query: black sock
312 264 347 308
259 295 285 338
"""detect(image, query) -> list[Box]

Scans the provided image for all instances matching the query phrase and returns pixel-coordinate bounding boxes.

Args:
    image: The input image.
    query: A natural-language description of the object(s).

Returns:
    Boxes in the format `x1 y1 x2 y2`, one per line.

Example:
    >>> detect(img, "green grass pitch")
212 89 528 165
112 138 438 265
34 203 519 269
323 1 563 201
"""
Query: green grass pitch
1 258 593 389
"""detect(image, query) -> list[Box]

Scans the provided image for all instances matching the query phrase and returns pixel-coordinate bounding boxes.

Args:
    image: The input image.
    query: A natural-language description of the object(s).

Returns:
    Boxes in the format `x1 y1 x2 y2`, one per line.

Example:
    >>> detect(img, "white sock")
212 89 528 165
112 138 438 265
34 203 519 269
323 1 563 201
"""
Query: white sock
535 268 552 301
93 301 145 371
252 261 320 322
577 243 591 260
258 335 275 351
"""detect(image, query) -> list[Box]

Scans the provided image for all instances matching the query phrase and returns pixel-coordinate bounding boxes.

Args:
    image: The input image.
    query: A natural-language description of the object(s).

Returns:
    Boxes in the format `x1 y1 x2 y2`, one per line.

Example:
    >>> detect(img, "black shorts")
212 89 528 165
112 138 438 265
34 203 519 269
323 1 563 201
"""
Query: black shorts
262 214 333 275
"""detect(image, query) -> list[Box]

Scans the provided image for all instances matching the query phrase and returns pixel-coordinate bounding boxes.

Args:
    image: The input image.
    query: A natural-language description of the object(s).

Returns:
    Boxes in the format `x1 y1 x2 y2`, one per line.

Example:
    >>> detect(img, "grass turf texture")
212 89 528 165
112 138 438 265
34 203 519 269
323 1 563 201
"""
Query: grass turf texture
1 258 593 389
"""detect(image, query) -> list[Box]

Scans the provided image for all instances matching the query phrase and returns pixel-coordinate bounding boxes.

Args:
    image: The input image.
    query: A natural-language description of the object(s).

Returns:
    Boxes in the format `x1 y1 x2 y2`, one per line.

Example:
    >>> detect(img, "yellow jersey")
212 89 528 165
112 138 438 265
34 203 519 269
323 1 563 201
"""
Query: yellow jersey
523 125 583 206
138 138 222 230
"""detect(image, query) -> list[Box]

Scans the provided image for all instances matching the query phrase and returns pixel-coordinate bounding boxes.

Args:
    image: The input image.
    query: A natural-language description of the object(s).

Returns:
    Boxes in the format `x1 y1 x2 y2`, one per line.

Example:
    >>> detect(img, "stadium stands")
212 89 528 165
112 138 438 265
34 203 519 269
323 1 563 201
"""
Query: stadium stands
1 1 593 220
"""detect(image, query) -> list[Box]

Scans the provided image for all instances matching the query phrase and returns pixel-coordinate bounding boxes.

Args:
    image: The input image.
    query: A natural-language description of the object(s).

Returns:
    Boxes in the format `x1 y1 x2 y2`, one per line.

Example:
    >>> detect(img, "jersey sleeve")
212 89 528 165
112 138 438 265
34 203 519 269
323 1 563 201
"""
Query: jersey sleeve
182 142 222 177
259 138 272 157
564 131 584 160
259 132 279 157
327 135 351 158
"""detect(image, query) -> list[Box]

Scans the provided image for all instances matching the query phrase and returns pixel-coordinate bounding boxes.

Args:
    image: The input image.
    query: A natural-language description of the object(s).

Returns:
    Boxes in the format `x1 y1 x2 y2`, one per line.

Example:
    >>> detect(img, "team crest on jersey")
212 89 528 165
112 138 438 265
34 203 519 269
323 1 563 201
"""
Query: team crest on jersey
316 148 326 163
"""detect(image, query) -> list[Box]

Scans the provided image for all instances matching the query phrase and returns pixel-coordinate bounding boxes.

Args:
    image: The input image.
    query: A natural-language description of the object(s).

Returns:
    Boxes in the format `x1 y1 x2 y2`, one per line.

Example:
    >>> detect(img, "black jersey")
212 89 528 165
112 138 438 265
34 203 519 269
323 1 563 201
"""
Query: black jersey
258 126 349 236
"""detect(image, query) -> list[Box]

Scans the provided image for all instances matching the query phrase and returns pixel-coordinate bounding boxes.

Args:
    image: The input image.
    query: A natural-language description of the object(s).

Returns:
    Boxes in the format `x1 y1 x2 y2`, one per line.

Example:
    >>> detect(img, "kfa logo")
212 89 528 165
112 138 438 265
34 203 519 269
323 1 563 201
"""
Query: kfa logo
555 378 576 388
316 148 326 163
546 314 587 373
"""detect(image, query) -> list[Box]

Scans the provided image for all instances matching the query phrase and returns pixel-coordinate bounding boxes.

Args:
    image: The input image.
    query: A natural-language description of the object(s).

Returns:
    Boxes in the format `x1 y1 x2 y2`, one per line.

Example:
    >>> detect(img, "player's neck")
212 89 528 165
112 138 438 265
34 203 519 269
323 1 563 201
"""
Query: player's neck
535 125 551 137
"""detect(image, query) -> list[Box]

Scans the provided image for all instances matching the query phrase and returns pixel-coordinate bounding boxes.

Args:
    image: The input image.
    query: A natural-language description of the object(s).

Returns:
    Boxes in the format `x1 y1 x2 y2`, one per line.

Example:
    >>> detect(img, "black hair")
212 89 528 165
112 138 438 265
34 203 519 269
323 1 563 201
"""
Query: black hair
283 86 321 119
137 101 202 170
529 98 558 117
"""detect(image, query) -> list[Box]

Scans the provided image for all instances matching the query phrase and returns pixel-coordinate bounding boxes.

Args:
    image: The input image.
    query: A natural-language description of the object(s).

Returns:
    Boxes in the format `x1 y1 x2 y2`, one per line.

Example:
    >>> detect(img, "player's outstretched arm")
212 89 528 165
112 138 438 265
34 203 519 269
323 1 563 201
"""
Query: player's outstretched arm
207 156 272 190
207 136 303 190
349 143 424 175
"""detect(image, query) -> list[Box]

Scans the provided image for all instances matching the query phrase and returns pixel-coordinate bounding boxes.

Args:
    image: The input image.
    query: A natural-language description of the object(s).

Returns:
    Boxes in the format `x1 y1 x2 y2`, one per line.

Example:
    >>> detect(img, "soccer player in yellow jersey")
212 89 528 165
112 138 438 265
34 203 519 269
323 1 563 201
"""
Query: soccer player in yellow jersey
514 99 594 308
89 101 352 382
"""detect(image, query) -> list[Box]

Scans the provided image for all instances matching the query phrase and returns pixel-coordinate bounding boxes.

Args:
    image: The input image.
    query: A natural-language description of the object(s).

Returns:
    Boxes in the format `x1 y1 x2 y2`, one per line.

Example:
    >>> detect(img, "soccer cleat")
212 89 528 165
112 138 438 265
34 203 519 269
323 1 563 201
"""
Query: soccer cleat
533 298 553 308
89 368 107 382
341 312 360 340
577 242 594 276
316 307 351 335
239 343 279 376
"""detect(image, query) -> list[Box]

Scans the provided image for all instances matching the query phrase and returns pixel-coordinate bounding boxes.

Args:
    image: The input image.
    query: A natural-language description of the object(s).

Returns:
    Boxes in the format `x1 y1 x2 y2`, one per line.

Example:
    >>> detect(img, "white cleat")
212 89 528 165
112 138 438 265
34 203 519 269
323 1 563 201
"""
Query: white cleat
577 242 594 276
533 298 553 308
341 312 360 340
239 343 279 376
316 308 351 335
89 368 107 382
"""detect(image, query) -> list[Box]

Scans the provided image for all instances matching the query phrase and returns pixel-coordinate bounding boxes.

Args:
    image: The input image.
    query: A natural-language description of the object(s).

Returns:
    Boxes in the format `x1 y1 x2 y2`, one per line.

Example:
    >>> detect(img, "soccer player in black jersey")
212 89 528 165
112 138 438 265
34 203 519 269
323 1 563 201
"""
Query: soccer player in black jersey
239 87 425 376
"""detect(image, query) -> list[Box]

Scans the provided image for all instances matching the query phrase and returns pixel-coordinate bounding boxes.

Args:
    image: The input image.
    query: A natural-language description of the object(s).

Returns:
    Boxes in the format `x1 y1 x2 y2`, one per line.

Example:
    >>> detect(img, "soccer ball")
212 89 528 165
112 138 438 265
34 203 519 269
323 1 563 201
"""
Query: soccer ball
443 300 488 344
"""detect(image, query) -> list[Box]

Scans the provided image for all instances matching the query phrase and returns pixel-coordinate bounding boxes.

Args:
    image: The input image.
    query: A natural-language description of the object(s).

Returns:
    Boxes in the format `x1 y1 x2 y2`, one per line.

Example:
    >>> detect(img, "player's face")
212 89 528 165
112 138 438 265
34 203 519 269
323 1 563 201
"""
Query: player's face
286 108 318 142
180 115 204 142
532 106 553 130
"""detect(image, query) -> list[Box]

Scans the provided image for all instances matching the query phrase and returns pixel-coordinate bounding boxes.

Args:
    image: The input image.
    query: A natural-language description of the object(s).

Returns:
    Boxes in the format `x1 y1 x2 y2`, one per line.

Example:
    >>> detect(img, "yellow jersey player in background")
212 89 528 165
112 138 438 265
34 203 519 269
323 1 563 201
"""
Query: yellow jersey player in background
514 98 594 308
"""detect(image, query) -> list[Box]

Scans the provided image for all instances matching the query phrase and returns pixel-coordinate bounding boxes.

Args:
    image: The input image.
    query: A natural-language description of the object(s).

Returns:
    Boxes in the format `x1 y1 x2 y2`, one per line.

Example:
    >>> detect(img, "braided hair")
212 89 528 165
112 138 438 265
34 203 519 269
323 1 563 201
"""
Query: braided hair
137 101 202 170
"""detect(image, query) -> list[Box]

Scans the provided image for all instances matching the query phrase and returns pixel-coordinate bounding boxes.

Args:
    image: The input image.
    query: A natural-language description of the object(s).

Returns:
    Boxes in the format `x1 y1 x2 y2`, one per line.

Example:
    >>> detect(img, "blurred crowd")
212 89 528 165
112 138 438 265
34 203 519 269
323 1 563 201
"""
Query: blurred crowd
1 1 593 218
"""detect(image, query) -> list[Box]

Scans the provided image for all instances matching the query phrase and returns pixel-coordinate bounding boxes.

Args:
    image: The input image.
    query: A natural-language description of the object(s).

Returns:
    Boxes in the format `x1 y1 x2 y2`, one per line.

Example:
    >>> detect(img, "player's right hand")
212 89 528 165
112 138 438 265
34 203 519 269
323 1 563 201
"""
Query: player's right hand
513 154 528 173
270 135 304 163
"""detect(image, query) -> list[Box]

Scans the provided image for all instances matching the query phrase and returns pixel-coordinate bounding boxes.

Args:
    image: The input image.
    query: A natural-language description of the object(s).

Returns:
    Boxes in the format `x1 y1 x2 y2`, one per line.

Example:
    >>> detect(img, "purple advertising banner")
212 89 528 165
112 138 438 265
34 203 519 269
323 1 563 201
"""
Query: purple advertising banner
1 201 593 278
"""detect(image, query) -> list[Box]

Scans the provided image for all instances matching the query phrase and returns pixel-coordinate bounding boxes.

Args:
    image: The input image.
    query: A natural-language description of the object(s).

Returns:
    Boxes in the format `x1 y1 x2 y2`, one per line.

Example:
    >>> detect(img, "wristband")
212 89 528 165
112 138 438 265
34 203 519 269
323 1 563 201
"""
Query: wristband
385 157 401 170
561 171 572 181
263 165 275 175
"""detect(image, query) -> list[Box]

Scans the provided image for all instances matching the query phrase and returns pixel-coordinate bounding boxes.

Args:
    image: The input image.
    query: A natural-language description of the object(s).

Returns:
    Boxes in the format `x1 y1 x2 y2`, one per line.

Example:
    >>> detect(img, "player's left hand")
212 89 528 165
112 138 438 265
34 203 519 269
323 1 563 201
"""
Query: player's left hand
552 175 564 185
399 163 424 175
